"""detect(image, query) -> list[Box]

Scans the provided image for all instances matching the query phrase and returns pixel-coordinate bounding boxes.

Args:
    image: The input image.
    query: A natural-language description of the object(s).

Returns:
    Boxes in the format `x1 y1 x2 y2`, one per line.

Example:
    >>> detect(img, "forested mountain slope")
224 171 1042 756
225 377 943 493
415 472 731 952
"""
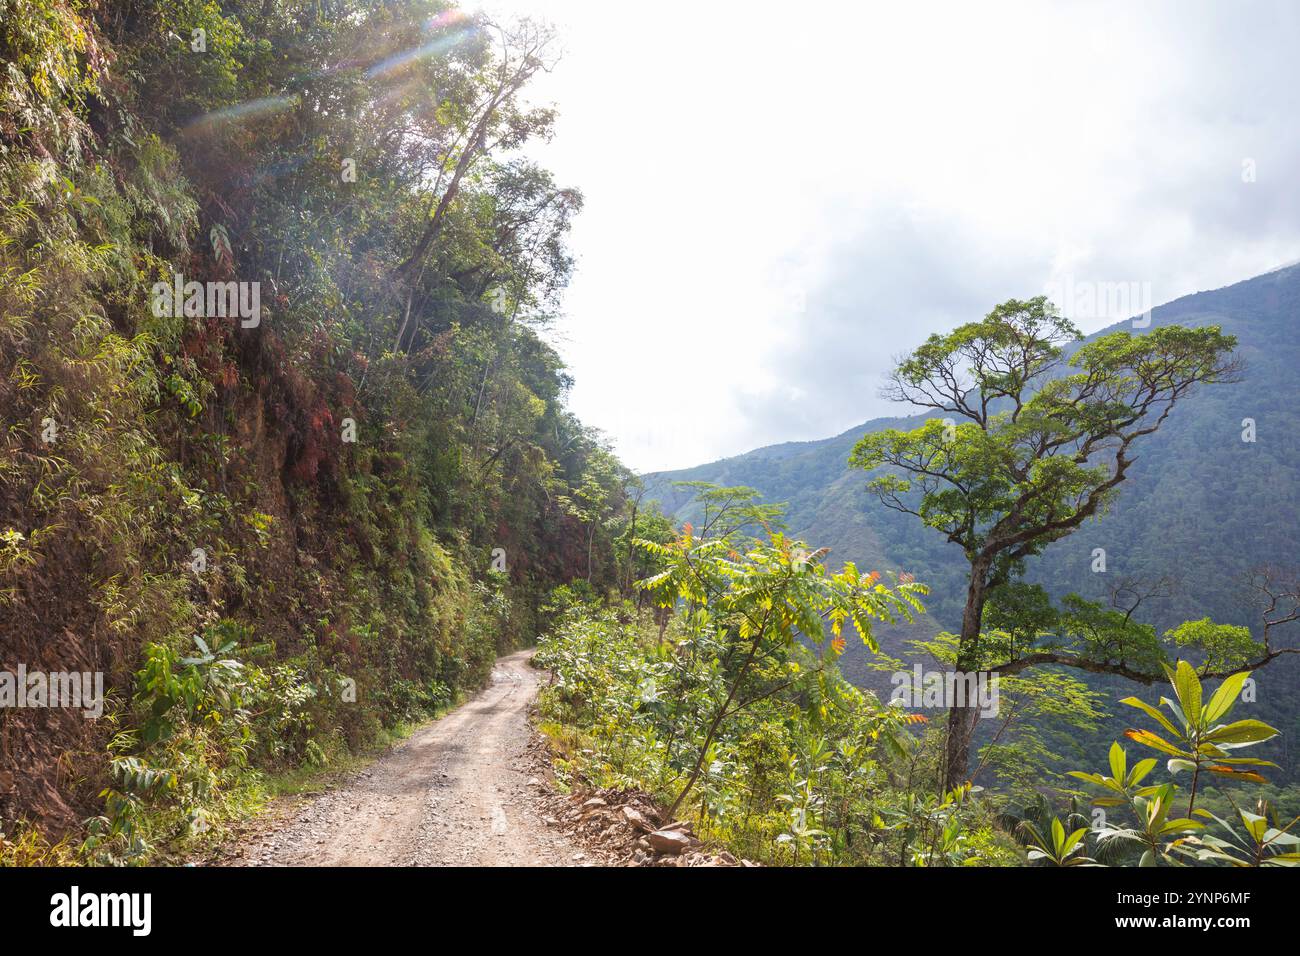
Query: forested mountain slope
0 0 633 857
644 266 1300 748
2 0 1297 872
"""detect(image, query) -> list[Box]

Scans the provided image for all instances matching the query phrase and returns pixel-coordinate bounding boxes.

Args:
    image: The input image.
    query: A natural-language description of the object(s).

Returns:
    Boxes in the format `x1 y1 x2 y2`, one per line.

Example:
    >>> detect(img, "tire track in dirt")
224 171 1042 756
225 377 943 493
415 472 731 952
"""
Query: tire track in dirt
232 650 595 867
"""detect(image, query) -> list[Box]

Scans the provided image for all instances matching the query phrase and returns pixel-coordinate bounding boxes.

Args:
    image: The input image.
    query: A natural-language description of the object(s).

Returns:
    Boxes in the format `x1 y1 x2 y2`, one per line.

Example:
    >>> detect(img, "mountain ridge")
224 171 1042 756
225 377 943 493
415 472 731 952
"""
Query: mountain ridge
648 260 1300 485
642 264 1300 714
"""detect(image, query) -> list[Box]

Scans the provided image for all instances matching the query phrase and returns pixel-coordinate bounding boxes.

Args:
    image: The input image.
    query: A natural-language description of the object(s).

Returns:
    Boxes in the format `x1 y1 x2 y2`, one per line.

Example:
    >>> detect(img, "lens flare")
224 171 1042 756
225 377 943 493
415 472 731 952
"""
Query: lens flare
365 10 475 80
364 27 475 80
183 95 299 134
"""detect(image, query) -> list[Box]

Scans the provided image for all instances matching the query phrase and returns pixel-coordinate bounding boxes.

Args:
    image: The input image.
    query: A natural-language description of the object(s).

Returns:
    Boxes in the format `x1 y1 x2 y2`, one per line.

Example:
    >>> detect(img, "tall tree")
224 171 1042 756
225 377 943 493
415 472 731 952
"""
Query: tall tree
850 297 1240 791
393 17 558 352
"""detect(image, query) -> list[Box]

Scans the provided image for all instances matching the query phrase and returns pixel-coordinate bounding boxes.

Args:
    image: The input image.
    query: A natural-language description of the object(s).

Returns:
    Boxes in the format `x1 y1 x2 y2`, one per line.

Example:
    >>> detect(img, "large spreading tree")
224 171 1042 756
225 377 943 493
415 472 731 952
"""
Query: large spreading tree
850 297 1245 791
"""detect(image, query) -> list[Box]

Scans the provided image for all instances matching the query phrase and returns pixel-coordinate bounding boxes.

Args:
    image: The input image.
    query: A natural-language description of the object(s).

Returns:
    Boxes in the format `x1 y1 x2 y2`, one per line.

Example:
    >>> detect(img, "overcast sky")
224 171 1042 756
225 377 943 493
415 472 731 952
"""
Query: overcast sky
476 0 1300 473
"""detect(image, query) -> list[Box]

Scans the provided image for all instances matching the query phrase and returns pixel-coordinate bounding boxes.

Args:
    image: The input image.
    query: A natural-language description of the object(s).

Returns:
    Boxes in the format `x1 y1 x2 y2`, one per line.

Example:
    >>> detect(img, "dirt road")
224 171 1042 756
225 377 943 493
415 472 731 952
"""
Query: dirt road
233 650 594 866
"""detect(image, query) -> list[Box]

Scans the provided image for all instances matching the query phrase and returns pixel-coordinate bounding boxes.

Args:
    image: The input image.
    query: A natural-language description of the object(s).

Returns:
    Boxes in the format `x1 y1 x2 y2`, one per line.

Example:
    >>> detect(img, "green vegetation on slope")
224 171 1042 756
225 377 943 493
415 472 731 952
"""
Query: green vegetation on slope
534 499 1295 866
0 0 635 862
644 272 1300 783
2 0 1296 871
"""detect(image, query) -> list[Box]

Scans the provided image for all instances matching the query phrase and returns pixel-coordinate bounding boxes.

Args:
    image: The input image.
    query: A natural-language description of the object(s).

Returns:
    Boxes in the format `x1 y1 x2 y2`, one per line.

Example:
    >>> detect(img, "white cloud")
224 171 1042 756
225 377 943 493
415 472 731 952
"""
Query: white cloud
476 0 1300 471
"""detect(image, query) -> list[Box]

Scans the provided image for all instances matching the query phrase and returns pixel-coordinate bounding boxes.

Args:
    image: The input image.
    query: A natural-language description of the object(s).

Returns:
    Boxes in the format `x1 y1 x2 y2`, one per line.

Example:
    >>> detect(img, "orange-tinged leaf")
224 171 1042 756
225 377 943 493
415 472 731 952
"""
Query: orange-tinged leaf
1124 728 1184 756
1207 765 1269 783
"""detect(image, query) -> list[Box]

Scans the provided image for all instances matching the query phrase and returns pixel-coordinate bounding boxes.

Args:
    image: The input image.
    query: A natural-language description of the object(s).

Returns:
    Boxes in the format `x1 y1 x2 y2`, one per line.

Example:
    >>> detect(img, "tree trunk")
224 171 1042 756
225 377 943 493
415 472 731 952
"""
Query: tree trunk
666 633 761 819
942 560 989 792
943 703 981 793
624 499 639 596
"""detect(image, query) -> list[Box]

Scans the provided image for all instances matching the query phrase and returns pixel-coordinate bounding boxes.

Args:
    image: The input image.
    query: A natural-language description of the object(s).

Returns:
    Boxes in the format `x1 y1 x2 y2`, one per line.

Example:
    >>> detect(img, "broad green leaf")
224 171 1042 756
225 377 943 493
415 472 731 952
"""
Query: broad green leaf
1202 671 1249 724
1108 741 1126 781
1063 827 1089 856
1128 758 1158 786
1204 719 1279 746
1066 771 1106 785
1172 661 1203 721
1124 728 1185 757
1240 811 1268 843
1120 697 1181 737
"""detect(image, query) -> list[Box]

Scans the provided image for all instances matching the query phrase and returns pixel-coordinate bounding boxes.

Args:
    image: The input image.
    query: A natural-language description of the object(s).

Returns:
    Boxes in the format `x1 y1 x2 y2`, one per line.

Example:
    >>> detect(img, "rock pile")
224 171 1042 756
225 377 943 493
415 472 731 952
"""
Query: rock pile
535 785 757 867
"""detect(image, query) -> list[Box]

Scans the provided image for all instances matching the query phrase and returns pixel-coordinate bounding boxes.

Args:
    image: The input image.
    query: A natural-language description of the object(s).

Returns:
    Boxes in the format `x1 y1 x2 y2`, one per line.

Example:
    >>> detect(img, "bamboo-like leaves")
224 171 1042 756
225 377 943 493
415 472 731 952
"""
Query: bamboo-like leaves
634 532 927 659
